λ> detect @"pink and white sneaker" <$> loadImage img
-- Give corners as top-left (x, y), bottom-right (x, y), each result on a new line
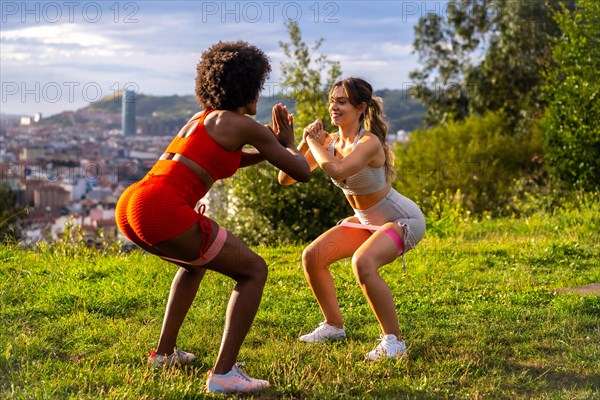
top-left (206, 362), bottom-right (270, 393)
top-left (148, 349), bottom-right (195, 367)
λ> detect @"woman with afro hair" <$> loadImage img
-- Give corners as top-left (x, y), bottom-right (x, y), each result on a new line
top-left (116, 41), bottom-right (310, 393)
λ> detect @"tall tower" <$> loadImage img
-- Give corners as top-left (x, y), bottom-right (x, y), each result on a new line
top-left (121, 89), bottom-right (136, 136)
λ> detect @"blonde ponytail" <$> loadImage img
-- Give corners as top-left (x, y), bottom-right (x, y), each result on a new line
top-left (363, 96), bottom-right (396, 183)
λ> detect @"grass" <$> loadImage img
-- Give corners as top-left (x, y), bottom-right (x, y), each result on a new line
top-left (1, 201), bottom-right (599, 399)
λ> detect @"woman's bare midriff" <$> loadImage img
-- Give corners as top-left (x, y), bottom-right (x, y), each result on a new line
top-left (345, 183), bottom-right (391, 210)
top-left (159, 152), bottom-right (215, 190)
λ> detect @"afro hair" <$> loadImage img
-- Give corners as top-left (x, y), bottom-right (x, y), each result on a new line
top-left (195, 40), bottom-right (271, 111)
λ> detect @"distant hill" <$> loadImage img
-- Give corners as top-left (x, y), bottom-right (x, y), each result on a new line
top-left (85, 92), bottom-right (199, 121)
top-left (375, 89), bottom-right (426, 133)
top-left (45, 90), bottom-right (425, 133)
top-left (255, 90), bottom-right (425, 133)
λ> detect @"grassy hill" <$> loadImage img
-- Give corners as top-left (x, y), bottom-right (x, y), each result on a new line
top-left (85, 93), bottom-right (199, 121)
top-left (376, 89), bottom-right (426, 133)
top-left (1, 200), bottom-right (598, 398)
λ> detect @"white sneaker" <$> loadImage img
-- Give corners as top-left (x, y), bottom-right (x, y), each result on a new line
top-left (206, 362), bottom-right (270, 393)
top-left (366, 334), bottom-right (407, 361)
top-left (148, 349), bottom-right (196, 367)
top-left (299, 322), bottom-right (346, 343)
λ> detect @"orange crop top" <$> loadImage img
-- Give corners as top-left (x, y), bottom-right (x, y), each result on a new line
top-left (164, 110), bottom-right (242, 181)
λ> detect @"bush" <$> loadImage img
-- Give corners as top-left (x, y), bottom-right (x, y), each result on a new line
top-left (0, 182), bottom-right (24, 242)
top-left (424, 189), bottom-right (470, 238)
top-left (395, 111), bottom-right (543, 215)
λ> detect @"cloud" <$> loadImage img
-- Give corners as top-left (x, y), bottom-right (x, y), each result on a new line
top-left (1, 23), bottom-right (131, 62)
top-left (378, 42), bottom-right (414, 58)
top-left (1, 1), bottom-right (428, 116)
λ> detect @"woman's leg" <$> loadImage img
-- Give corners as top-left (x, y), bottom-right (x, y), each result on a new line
top-left (351, 222), bottom-right (405, 339)
top-left (150, 219), bottom-right (267, 374)
top-left (302, 218), bottom-right (370, 328)
top-left (201, 231), bottom-right (268, 374)
top-left (154, 264), bottom-right (207, 356)
top-left (127, 225), bottom-right (212, 358)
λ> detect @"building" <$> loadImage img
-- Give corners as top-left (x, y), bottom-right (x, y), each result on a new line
top-left (33, 185), bottom-right (70, 210)
top-left (121, 89), bottom-right (136, 136)
top-left (19, 146), bottom-right (45, 163)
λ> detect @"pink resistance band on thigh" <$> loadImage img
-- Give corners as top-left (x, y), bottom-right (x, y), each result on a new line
top-left (159, 226), bottom-right (228, 266)
top-left (196, 226), bottom-right (228, 265)
top-left (339, 222), bottom-right (404, 256)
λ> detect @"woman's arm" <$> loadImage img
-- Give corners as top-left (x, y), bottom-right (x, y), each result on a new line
top-left (239, 148), bottom-right (266, 167)
top-left (278, 138), bottom-right (322, 185)
top-left (240, 109), bottom-right (304, 169)
top-left (278, 118), bottom-right (331, 185)
top-left (306, 132), bottom-right (380, 180)
top-left (239, 122), bottom-right (279, 167)
top-left (242, 104), bottom-right (311, 182)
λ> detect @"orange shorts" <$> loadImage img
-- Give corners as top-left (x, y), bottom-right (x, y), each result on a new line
top-left (115, 160), bottom-right (211, 248)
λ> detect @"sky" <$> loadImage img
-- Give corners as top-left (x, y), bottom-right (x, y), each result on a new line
top-left (0, 1), bottom-right (449, 117)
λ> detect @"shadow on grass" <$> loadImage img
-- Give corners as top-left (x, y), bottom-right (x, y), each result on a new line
top-left (496, 360), bottom-right (600, 397)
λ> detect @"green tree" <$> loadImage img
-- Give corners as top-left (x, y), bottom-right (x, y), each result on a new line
top-left (542, 0), bottom-right (600, 191)
top-left (218, 22), bottom-right (348, 245)
top-left (410, 0), bottom-right (575, 129)
top-left (279, 21), bottom-right (341, 134)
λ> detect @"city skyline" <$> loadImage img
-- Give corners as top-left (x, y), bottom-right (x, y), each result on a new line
top-left (0, 1), bottom-right (455, 117)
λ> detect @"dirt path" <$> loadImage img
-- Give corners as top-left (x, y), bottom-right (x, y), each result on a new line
top-left (555, 282), bottom-right (600, 296)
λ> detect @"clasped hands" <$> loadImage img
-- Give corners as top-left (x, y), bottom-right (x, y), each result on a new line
top-left (303, 118), bottom-right (328, 146)
top-left (266, 103), bottom-right (295, 147)
top-left (266, 106), bottom-right (328, 148)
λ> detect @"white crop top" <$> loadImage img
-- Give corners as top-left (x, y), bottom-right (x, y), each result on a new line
top-left (327, 129), bottom-right (387, 196)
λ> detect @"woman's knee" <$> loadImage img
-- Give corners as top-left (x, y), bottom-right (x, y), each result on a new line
top-left (246, 254), bottom-right (268, 285)
top-left (302, 242), bottom-right (326, 272)
top-left (351, 254), bottom-right (378, 284)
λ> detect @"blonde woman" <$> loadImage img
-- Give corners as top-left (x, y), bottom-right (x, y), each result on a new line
top-left (279, 77), bottom-right (425, 360)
